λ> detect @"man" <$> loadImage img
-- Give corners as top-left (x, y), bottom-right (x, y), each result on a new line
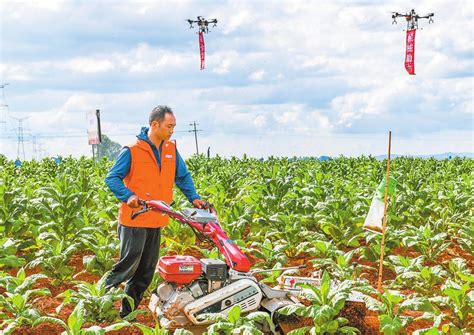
top-left (105, 105), bottom-right (207, 318)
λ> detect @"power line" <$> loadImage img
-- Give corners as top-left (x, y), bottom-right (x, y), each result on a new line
top-left (0, 128), bottom-right (470, 143)
top-left (0, 129), bottom-right (191, 139)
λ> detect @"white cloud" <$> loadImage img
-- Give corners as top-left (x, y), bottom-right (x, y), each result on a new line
top-left (125, 44), bottom-right (193, 72)
top-left (0, 0), bottom-right (472, 159)
top-left (274, 109), bottom-right (299, 124)
top-left (222, 8), bottom-right (252, 35)
top-left (0, 63), bottom-right (34, 81)
top-left (253, 114), bottom-right (266, 128)
top-left (62, 58), bottom-right (115, 74)
top-left (249, 69), bottom-right (265, 81)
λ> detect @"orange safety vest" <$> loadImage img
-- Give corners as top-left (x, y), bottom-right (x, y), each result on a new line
top-left (118, 139), bottom-right (176, 228)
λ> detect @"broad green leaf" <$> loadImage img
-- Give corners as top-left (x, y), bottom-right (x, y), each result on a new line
top-left (227, 304), bottom-right (241, 324)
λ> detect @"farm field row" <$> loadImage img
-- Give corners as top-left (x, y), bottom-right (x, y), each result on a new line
top-left (0, 155), bottom-right (472, 334)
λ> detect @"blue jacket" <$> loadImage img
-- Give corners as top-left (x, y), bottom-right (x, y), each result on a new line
top-left (105, 127), bottom-right (200, 203)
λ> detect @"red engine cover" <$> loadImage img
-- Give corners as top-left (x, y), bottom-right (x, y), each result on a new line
top-left (158, 256), bottom-right (202, 285)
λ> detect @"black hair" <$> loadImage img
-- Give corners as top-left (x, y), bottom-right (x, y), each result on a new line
top-left (149, 106), bottom-right (174, 125)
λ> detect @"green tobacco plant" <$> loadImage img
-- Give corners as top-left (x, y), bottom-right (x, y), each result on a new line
top-left (34, 177), bottom-right (96, 245)
top-left (278, 271), bottom-right (359, 335)
top-left (200, 247), bottom-right (220, 259)
top-left (387, 255), bottom-right (447, 295)
top-left (28, 240), bottom-right (77, 285)
top-left (82, 230), bottom-right (119, 276)
top-left (301, 239), bottom-right (339, 259)
top-left (401, 224), bottom-right (450, 261)
top-left (35, 300), bottom-right (130, 335)
top-left (386, 255), bottom-right (424, 274)
top-left (0, 283), bottom-right (51, 334)
top-left (57, 273), bottom-right (136, 322)
top-left (0, 182), bottom-right (27, 239)
top-left (0, 238), bottom-right (26, 269)
top-left (248, 238), bottom-right (288, 267)
top-left (316, 208), bottom-right (363, 248)
top-left (408, 266), bottom-right (447, 296)
top-left (220, 201), bottom-right (256, 242)
top-left (95, 187), bottom-right (119, 222)
top-left (0, 268), bottom-right (47, 295)
top-left (1, 154), bottom-right (473, 334)
top-left (445, 258), bottom-right (474, 284)
top-left (312, 249), bottom-right (369, 282)
top-left (361, 288), bottom-right (433, 335)
top-left (456, 221), bottom-right (473, 256)
top-left (162, 219), bottom-right (201, 255)
top-left (200, 304), bottom-right (274, 335)
top-left (133, 323), bottom-right (192, 335)
top-left (360, 228), bottom-right (403, 263)
top-left (425, 279), bottom-right (474, 334)
top-left (265, 215), bottom-right (309, 258)
top-left (256, 262), bottom-right (285, 284)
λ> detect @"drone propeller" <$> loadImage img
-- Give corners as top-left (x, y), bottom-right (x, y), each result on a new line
top-left (391, 12), bottom-right (402, 24)
top-left (187, 19), bottom-right (195, 29)
top-left (187, 16), bottom-right (218, 34)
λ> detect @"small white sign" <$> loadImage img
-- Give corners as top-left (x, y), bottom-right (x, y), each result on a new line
top-left (86, 110), bottom-right (100, 145)
top-left (179, 265), bottom-right (194, 273)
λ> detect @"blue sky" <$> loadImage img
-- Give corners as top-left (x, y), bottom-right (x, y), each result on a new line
top-left (0, 0), bottom-right (473, 159)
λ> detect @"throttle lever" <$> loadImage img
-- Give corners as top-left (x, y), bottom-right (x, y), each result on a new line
top-left (131, 200), bottom-right (150, 220)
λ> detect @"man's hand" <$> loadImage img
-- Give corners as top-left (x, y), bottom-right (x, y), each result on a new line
top-left (192, 199), bottom-right (209, 209)
top-left (127, 195), bottom-right (140, 208)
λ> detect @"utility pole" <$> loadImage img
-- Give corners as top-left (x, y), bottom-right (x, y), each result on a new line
top-left (31, 135), bottom-right (42, 160)
top-left (0, 83), bottom-right (9, 129)
top-left (32, 135), bottom-right (37, 160)
top-left (38, 142), bottom-right (47, 159)
top-left (11, 116), bottom-right (28, 160)
top-left (189, 121), bottom-right (201, 155)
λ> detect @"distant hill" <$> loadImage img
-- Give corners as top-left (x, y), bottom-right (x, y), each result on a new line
top-left (374, 152), bottom-right (473, 160)
top-left (287, 153), bottom-right (473, 161)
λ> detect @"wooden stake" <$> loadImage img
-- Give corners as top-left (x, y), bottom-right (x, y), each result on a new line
top-left (377, 131), bottom-right (392, 292)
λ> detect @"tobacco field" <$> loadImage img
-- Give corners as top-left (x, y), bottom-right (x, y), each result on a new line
top-left (0, 154), bottom-right (472, 334)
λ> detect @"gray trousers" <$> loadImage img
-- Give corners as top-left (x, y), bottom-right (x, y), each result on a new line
top-left (105, 224), bottom-right (161, 316)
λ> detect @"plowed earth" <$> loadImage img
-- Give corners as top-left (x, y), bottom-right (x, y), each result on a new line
top-left (7, 238), bottom-right (472, 335)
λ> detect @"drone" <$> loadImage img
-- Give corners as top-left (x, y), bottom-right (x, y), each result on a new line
top-left (392, 9), bottom-right (434, 30)
top-left (187, 16), bottom-right (218, 34)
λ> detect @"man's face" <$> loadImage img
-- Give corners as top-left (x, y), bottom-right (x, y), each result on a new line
top-left (151, 113), bottom-right (176, 141)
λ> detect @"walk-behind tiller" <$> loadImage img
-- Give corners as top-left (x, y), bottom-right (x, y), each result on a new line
top-left (131, 200), bottom-right (356, 333)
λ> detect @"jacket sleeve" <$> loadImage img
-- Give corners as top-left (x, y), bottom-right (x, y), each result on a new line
top-left (105, 147), bottom-right (135, 202)
top-left (175, 150), bottom-right (200, 203)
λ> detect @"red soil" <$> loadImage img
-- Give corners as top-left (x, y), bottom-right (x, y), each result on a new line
top-left (5, 235), bottom-right (473, 335)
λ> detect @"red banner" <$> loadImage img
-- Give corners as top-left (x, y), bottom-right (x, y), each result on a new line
top-left (199, 32), bottom-right (205, 70)
top-left (405, 29), bottom-right (416, 75)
